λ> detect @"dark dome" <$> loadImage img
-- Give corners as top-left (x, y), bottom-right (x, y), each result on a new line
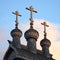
top-left (11, 28), bottom-right (22, 38)
top-left (24, 28), bottom-right (39, 40)
top-left (40, 38), bottom-right (51, 47)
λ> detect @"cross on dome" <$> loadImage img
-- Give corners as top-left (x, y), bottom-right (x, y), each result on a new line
top-left (26, 6), bottom-right (37, 28)
top-left (12, 11), bottom-right (22, 28)
top-left (41, 22), bottom-right (49, 38)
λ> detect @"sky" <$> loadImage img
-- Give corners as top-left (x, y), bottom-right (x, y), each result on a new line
top-left (0, 0), bottom-right (60, 60)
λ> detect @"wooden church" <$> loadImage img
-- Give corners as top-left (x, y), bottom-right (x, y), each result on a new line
top-left (3, 6), bottom-right (55, 60)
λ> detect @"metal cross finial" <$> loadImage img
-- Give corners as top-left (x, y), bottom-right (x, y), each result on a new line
top-left (41, 22), bottom-right (49, 38)
top-left (12, 11), bottom-right (21, 29)
top-left (26, 6), bottom-right (37, 28)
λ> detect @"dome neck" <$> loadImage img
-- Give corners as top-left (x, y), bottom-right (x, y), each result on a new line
top-left (27, 38), bottom-right (37, 54)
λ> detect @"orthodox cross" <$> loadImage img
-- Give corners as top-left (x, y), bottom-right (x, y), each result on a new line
top-left (12, 11), bottom-right (21, 28)
top-left (41, 22), bottom-right (49, 37)
top-left (26, 6), bottom-right (37, 28)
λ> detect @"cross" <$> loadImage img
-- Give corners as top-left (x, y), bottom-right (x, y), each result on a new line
top-left (12, 11), bottom-right (22, 28)
top-left (26, 6), bottom-right (37, 28)
top-left (41, 22), bottom-right (49, 34)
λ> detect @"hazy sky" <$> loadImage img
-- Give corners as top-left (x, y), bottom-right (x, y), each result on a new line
top-left (0, 0), bottom-right (60, 60)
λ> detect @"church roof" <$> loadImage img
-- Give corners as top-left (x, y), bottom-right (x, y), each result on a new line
top-left (4, 45), bottom-right (51, 60)
top-left (4, 6), bottom-right (55, 60)
top-left (4, 44), bottom-right (54, 60)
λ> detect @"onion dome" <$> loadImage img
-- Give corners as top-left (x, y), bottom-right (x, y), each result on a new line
top-left (25, 6), bottom-right (39, 40)
top-left (40, 21), bottom-right (51, 47)
top-left (24, 28), bottom-right (39, 40)
top-left (11, 28), bottom-right (22, 38)
top-left (40, 37), bottom-right (51, 47)
top-left (11, 11), bottom-right (22, 38)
